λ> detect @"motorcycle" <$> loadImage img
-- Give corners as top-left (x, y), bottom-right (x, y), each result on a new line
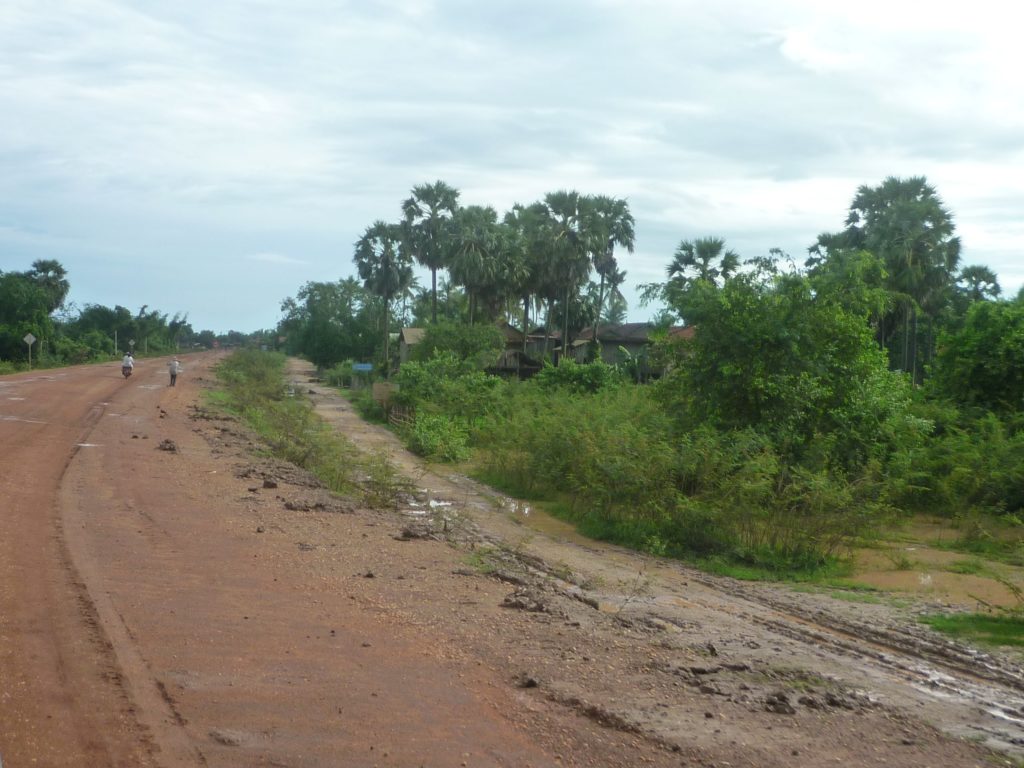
top-left (122, 365), bottom-right (133, 379)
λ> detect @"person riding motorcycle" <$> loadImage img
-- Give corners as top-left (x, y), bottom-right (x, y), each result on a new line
top-left (121, 352), bottom-right (134, 378)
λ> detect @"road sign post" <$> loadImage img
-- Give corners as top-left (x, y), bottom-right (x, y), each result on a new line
top-left (23, 333), bottom-right (36, 369)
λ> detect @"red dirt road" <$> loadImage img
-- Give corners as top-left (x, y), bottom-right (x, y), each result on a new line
top-left (1, 353), bottom-right (1016, 767)
top-left (1, 355), bottom-right (678, 767)
top-left (0, 363), bottom-right (158, 767)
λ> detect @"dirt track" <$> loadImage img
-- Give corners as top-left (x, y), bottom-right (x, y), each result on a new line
top-left (0, 352), bottom-right (1021, 767)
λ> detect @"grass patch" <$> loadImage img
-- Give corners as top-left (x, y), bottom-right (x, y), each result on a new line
top-left (882, 548), bottom-right (915, 571)
top-left (919, 612), bottom-right (1024, 648)
top-left (945, 557), bottom-right (988, 576)
top-left (211, 349), bottom-right (405, 509)
top-left (924, 513), bottom-right (1024, 567)
top-left (695, 555), bottom-right (851, 583)
top-left (462, 547), bottom-right (500, 575)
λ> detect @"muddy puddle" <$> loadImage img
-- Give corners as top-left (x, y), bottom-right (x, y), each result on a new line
top-left (509, 500), bottom-right (1024, 610)
top-left (500, 496), bottom-right (597, 547)
top-left (851, 517), bottom-right (1024, 608)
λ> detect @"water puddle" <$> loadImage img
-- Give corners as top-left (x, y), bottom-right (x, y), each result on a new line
top-left (501, 496), bottom-right (597, 546)
top-left (850, 516), bottom-right (1024, 608)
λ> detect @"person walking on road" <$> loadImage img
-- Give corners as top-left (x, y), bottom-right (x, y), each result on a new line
top-left (168, 357), bottom-right (182, 387)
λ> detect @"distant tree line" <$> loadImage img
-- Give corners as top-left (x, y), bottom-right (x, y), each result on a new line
top-left (280, 181), bottom-right (634, 371)
top-left (0, 259), bottom-right (261, 369)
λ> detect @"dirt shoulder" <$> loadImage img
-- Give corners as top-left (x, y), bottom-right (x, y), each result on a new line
top-left (2, 353), bottom-right (1019, 767)
top-left (292, 359), bottom-right (1023, 767)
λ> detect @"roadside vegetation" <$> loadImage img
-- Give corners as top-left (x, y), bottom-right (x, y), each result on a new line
top-left (918, 613), bottom-right (1024, 649)
top-left (277, 176), bottom-right (1023, 594)
top-left (212, 349), bottom-right (407, 509)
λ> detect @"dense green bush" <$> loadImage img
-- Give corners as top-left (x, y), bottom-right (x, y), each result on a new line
top-left (393, 352), bottom-right (504, 419)
top-left (408, 413), bottom-right (470, 462)
top-left (930, 300), bottom-right (1024, 414)
top-left (899, 411), bottom-right (1024, 516)
top-left (533, 359), bottom-right (624, 394)
top-left (411, 321), bottom-right (504, 369)
top-left (658, 268), bottom-right (924, 472)
top-left (478, 383), bottom-right (677, 514)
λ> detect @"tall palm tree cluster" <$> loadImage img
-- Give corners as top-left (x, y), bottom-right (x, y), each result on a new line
top-left (352, 181), bottom-right (636, 363)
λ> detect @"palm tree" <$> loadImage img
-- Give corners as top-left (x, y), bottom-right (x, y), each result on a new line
top-left (26, 259), bottom-right (70, 314)
top-left (581, 195), bottom-right (635, 349)
top-left (398, 274), bottom-right (421, 327)
top-left (353, 221), bottom-right (412, 372)
top-left (402, 181), bottom-right (460, 324)
top-left (956, 264), bottom-right (1001, 303)
top-left (600, 264), bottom-right (629, 325)
top-left (813, 176), bottom-right (961, 379)
top-left (504, 203), bottom-right (551, 354)
top-left (654, 237), bottom-right (739, 322)
top-left (542, 190), bottom-right (592, 363)
top-left (448, 205), bottom-right (501, 324)
top-left (667, 237), bottom-right (739, 285)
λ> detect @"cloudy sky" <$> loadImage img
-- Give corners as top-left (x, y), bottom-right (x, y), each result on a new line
top-left (2, 0), bottom-right (1021, 333)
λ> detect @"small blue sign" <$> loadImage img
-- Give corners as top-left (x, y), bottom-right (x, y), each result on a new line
top-left (352, 363), bottom-right (373, 372)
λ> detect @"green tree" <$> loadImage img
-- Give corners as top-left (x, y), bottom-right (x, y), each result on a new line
top-left (504, 202), bottom-right (555, 356)
top-left (581, 195), bottom-right (635, 349)
top-left (354, 221), bottom-right (412, 371)
top-left (659, 258), bottom-right (916, 469)
top-left (956, 264), bottom-right (1001, 303)
top-left (812, 176), bottom-right (961, 380)
top-left (279, 278), bottom-right (381, 368)
top-left (669, 237), bottom-right (740, 285)
top-left (541, 190), bottom-right (593, 363)
top-left (25, 259), bottom-right (70, 314)
top-left (402, 180), bottom-right (460, 324)
top-left (0, 271), bottom-right (53, 361)
top-left (640, 237), bottom-right (740, 322)
top-left (448, 205), bottom-right (499, 323)
top-left (930, 300), bottom-right (1024, 413)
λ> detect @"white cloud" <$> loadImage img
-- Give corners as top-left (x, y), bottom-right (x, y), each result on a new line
top-left (0, 0), bottom-right (1021, 329)
top-left (246, 252), bottom-right (308, 266)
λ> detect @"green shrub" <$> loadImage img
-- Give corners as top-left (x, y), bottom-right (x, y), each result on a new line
top-left (898, 410), bottom-right (1024, 516)
top-left (323, 361), bottom-right (355, 387)
top-left (533, 359), bottom-right (624, 394)
top-left (393, 352), bottom-right (504, 419)
top-left (408, 414), bottom-right (470, 462)
top-left (411, 322), bottom-right (504, 369)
